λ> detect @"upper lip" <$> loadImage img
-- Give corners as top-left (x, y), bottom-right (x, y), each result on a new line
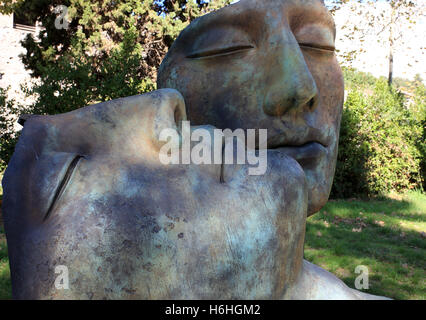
top-left (266, 129), bottom-right (330, 149)
top-left (268, 140), bottom-right (327, 149)
top-left (264, 120), bottom-right (331, 148)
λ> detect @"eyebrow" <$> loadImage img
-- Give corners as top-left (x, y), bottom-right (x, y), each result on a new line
top-left (290, 5), bottom-right (337, 40)
top-left (307, 15), bottom-right (336, 41)
top-left (178, 6), bottom-right (265, 46)
top-left (177, 1), bottom-right (336, 48)
top-left (187, 6), bottom-right (253, 31)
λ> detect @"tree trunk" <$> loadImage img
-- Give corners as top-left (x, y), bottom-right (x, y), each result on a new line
top-left (388, 3), bottom-right (395, 86)
top-left (388, 44), bottom-right (393, 86)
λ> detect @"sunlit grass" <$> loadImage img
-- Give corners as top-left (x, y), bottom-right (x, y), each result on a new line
top-left (305, 191), bottom-right (426, 300)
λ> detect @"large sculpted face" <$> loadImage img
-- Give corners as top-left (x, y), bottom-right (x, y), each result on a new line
top-left (3, 90), bottom-right (307, 299)
top-left (2, 0), bottom-right (344, 299)
top-left (158, 0), bottom-right (344, 215)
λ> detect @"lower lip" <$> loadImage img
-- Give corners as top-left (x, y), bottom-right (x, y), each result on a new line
top-left (275, 142), bottom-right (327, 167)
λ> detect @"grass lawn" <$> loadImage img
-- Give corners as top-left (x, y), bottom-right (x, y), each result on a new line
top-left (0, 187), bottom-right (425, 299)
top-left (305, 191), bottom-right (426, 300)
top-left (0, 176), bottom-right (11, 299)
top-left (0, 225), bottom-right (10, 300)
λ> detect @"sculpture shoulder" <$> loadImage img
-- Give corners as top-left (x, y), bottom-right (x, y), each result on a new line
top-left (283, 260), bottom-right (391, 300)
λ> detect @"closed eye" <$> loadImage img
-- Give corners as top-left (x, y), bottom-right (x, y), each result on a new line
top-left (43, 155), bottom-right (84, 222)
top-left (187, 45), bottom-right (254, 59)
top-left (299, 43), bottom-right (335, 52)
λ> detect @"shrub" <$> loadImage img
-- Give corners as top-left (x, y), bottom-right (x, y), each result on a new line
top-left (23, 27), bottom-right (156, 116)
top-left (0, 88), bottom-right (20, 171)
top-left (412, 82), bottom-right (426, 190)
top-left (331, 79), bottom-right (424, 198)
top-left (342, 67), bottom-right (378, 90)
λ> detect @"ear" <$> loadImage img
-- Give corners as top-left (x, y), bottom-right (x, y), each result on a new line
top-left (150, 88), bottom-right (187, 150)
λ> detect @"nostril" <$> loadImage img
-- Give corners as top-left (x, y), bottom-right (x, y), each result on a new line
top-left (308, 97), bottom-right (315, 109)
top-left (306, 91), bottom-right (320, 110)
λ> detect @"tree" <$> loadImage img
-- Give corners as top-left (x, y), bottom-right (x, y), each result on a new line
top-left (327, 0), bottom-right (425, 86)
top-left (0, 0), bottom-right (231, 167)
top-left (1, 1), bottom-right (230, 81)
top-left (0, 87), bottom-right (19, 170)
top-left (0, 0), bottom-right (232, 108)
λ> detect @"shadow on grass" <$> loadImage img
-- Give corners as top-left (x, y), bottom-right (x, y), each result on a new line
top-left (0, 226), bottom-right (12, 300)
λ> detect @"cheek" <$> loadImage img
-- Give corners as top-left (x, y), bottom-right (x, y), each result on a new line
top-left (175, 59), bottom-right (265, 128)
top-left (304, 53), bottom-right (344, 131)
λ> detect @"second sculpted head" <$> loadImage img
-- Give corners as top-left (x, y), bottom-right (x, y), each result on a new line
top-left (158, 0), bottom-right (344, 215)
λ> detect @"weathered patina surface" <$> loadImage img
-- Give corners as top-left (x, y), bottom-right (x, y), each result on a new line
top-left (3, 89), bottom-right (309, 299)
top-left (158, 0), bottom-right (344, 216)
top-left (2, 0), bottom-right (389, 299)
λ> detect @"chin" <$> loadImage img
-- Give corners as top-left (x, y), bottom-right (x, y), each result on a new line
top-left (307, 187), bottom-right (330, 216)
top-left (305, 164), bottom-right (335, 216)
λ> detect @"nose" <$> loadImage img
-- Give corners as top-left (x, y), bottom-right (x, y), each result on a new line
top-left (263, 36), bottom-right (319, 117)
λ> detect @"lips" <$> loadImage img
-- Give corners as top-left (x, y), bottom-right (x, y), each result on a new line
top-left (274, 141), bottom-right (327, 167)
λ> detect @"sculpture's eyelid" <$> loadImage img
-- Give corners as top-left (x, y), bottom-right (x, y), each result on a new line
top-left (295, 23), bottom-right (336, 53)
top-left (43, 154), bottom-right (85, 222)
top-left (298, 43), bottom-right (336, 52)
top-left (186, 44), bottom-right (255, 59)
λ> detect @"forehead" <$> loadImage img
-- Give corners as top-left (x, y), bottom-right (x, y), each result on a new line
top-left (181, 0), bottom-right (334, 36)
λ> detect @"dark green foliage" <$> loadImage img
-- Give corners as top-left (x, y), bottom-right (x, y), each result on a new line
top-left (0, 88), bottom-right (19, 171)
top-left (411, 80), bottom-right (426, 191)
top-left (24, 27), bottom-right (156, 116)
top-left (0, 0), bottom-right (232, 168)
top-left (1, 0), bottom-right (233, 114)
top-left (331, 69), bottom-right (424, 198)
top-left (5, 0), bottom-right (232, 79)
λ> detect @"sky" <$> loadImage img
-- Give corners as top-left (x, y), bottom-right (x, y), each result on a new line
top-left (330, 0), bottom-right (425, 81)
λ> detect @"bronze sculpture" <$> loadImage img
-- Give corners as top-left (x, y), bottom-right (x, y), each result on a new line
top-left (2, 0), bottom-right (388, 299)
